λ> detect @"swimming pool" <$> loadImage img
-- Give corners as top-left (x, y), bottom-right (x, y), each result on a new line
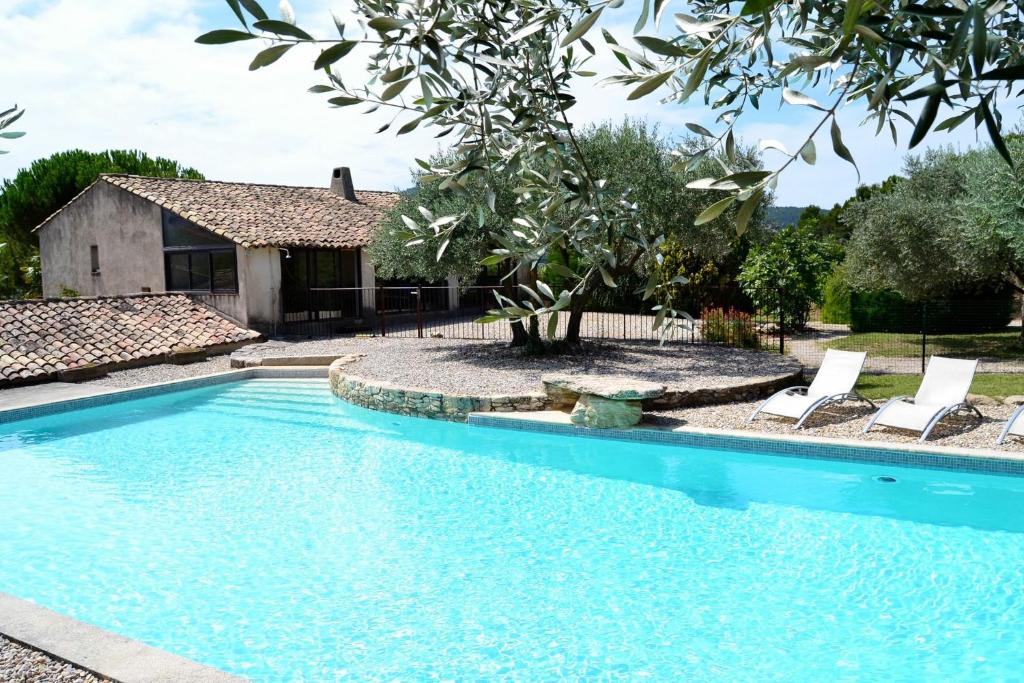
top-left (1, 378), bottom-right (1022, 680)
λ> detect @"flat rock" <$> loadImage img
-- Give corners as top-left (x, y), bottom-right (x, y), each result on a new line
top-left (968, 393), bottom-right (1000, 407)
top-left (542, 373), bottom-right (667, 400)
top-left (1004, 395), bottom-right (1024, 406)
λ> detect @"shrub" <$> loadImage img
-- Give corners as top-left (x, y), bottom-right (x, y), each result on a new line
top-left (820, 268), bottom-right (851, 324)
top-left (701, 306), bottom-right (759, 348)
top-left (849, 288), bottom-right (1016, 333)
top-left (738, 226), bottom-right (841, 331)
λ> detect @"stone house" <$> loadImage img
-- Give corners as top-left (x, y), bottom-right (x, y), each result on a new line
top-left (34, 168), bottom-right (415, 333)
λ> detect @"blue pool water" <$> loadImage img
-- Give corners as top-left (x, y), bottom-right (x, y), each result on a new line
top-left (1, 378), bottom-right (1023, 681)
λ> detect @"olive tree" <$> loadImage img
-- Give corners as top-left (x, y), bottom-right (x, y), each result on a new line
top-left (198, 0), bottom-right (1024, 334)
top-left (842, 149), bottom-right (1007, 301)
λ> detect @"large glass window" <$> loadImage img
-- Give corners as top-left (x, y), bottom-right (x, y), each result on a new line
top-left (162, 210), bottom-right (238, 293)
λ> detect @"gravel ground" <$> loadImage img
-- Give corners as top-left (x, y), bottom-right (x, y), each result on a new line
top-left (246, 337), bottom-right (801, 395)
top-left (649, 398), bottom-right (1024, 453)
top-left (0, 636), bottom-right (108, 683)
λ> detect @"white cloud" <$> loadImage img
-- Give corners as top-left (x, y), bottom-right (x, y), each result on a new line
top-left (0, 0), bottom-right (442, 192)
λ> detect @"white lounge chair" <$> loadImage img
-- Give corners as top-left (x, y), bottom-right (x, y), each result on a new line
top-left (748, 349), bottom-right (874, 429)
top-left (864, 356), bottom-right (981, 442)
top-left (997, 404), bottom-right (1024, 445)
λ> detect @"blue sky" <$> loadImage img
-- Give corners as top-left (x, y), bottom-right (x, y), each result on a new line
top-left (1, 0), bottom-right (1017, 207)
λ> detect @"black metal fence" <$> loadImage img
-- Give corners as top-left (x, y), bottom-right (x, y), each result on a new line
top-left (268, 285), bottom-right (1024, 374)
top-left (794, 296), bottom-right (1024, 374)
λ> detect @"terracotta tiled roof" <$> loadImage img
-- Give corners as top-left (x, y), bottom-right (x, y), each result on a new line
top-left (37, 175), bottom-right (401, 250)
top-left (0, 294), bottom-right (260, 386)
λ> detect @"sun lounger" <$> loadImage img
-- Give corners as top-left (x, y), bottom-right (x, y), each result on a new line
top-left (864, 356), bottom-right (981, 442)
top-left (997, 404), bottom-right (1024, 445)
top-left (749, 349), bottom-right (874, 429)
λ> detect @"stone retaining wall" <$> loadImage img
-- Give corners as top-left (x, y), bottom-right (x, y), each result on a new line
top-left (329, 358), bottom-right (804, 422)
top-left (329, 360), bottom-right (561, 421)
top-left (648, 369), bottom-right (804, 410)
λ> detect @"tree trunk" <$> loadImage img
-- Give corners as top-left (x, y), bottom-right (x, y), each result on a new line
top-left (1010, 270), bottom-right (1024, 341)
top-left (510, 320), bottom-right (529, 347)
top-left (564, 289), bottom-right (593, 345)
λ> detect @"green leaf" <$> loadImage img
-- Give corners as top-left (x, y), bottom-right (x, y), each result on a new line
top-left (225, 0), bottom-right (247, 26)
top-left (0, 131), bottom-right (25, 139)
top-left (972, 4), bottom-right (987, 74)
top-left (313, 40), bottom-right (358, 70)
top-left (830, 119), bottom-right (860, 180)
top-left (694, 196), bottom-right (735, 225)
top-left (599, 266), bottom-right (617, 288)
top-left (328, 96), bottom-right (362, 106)
top-left (238, 0), bottom-right (268, 21)
top-left (909, 93), bottom-right (941, 148)
top-left (653, 0), bottom-right (672, 27)
top-left (977, 64), bottom-right (1024, 81)
top-left (634, 36), bottom-right (684, 56)
top-left (934, 107), bottom-right (975, 132)
top-left (195, 29), bottom-right (257, 44)
top-left (308, 84), bottom-right (334, 94)
top-left (480, 254), bottom-right (507, 267)
top-left (627, 70), bottom-right (674, 100)
top-left (397, 117), bottom-right (422, 135)
top-left (634, 0), bottom-right (651, 33)
top-left (560, 7), bottom-right (603, 47)
top-left (381, 78), bottom-right (412, 100)
top-left (252, 19), bottom-right (313, 40)
top-left (799, 139), bottom-right (816, 164)
top-left (249, 44), bottom-right (293, 70)
top-left (734, 190), bottom-right (763, 236)
top-left (782, 87), bottom-right (821, 109)
top-left (381, 65), bottom-right (415, 83)
top-left (980, 95), bottom-right (1013, 166)
top-left (681, 52), bottom-right (709, 100)
top-left (685, 122), bottom-right (713, 137)
top-left (368, 16), bottom-right (412, 32)
top-left (547, 310), bottom-right (559, 341)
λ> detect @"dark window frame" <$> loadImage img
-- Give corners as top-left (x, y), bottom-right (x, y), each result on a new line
top-left (161, 209), bottom-right (239, 294)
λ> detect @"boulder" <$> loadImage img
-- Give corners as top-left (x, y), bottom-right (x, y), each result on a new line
top-left (967, 393), bottom-right (1000, 407)
top-left (1004, 395), bottom-right (1024, 406)
top-left (570, 394), bottom-right (643, 429)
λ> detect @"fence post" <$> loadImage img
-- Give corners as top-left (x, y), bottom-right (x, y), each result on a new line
top-left (921, 301), bottom-right (927, 374)
top-left (778, 289), bottom-right (785, 355)
top-left (378, 287), bottom-right (387, 337)
top-left (416, 286), bottom-right (424, 338)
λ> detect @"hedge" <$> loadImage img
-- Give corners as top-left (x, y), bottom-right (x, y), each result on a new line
top-left (848, 289), bottom-right (1016, 333)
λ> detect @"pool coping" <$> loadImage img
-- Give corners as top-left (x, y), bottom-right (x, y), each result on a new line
top-left (467, 411), bottom-right (1024, 476)
top-left (0, 593), bottom-right (244, 682)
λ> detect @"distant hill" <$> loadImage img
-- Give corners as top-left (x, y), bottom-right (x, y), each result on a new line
top-left (766, 205), bottom-right (806, 227)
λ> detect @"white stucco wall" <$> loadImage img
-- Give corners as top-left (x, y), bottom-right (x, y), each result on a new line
top-left (244, 247), bottom-right (282, 326)
top-left (37, 181), bottom-right (271, 329)
top-left (39, 182), bottom-right (165, 298)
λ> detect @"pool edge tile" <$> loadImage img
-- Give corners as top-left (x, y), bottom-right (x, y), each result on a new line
top-left (467, 412), bottom-right (1024, 477)
top-left (0, 592), bottom-right (244, 683)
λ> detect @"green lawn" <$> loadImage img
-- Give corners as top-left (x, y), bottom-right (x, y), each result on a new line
top-left (823, 329), bottom-right (1024, 360)
top-left (856, 373), bottom-right (1024, 400)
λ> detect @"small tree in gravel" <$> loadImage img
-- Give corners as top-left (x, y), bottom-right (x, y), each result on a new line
top-left (738, 227), bottom-right (841, 331)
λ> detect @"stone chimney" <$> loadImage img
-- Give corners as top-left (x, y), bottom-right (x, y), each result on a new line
top-left (330, 167), bottom-right (357, 201)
